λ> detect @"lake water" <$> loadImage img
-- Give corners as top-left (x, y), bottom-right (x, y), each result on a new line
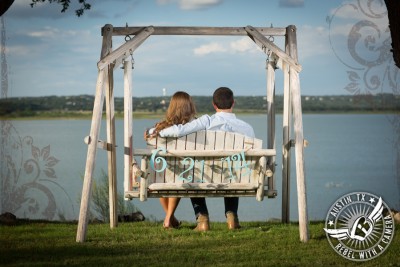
top-left (1, 114), bottom-right (399, 223)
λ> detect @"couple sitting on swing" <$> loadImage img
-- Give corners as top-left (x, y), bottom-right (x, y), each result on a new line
top-left (144, 87), bottom-right (255, 231)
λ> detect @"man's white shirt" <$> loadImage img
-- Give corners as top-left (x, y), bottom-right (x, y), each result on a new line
top-left (158, 112), bottom-right (255, 138)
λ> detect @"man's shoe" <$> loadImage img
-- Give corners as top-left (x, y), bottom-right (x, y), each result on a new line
top-left (194, 214), bottom-right (210, 231)
top-left (226, 212), bottom-right (241, 230)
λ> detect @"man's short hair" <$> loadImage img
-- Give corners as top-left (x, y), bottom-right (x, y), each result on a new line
top-left (213, 87), bottom-right (234, 109)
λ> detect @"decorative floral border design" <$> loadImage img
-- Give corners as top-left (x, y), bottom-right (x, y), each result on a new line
top-left (1, 17), bottom-right (73, 220)
top-left (327, 0), bottom-right (399, 207)
top-left (327, 0), bottom-right (398, 97)
top-left (0, 120), bottom-right (74, 220)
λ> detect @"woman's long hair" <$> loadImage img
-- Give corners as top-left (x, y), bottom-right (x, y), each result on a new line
top-left (153, 91), bottom-right (196, 135)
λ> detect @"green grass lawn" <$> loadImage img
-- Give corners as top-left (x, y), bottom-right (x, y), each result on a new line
top-left (0, 220), bottom-right (399, 267)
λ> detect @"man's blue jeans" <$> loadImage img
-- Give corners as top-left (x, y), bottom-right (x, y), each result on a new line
top-left (191, 197), bottom-right (239, 218)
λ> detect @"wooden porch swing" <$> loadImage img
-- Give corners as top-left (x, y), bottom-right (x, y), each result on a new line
top-left (76, 25), bottom-right (308, 243)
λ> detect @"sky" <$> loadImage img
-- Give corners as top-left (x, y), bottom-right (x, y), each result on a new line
top-left (1, 0), bottom-right (397, 98)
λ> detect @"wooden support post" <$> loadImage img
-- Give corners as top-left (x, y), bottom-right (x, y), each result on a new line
top-left (281, 60), bottom-right (291, 223)
top-left (287, 25), bottom-right (309, 242)
top-left (123, 60), bottom-right (133, 198)
top-left (77, 24), bottom-right (114, 242)
top-left (290, 68), bottom-right (309, 242)
top-left (76, 69), bottom-right (106, 242)
top-left (282, 25), bottom-right (296, 224)
top-left (102, 25), bottom-right (118, 230)
top-left (140, 157), bottom-right (148, 201)
top-left (106, 66), bottom-right (118, 228)
top-left (105, 77), bottom-right (118, 226)
top-left (266, 59), bottom-right (276, 196)
top-left (256, 156), bottom-right (267, 201)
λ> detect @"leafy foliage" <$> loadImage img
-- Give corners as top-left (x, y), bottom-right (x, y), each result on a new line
top-left (90, 170), bottom-right (138, 222)
top-left (30, 0), bottom-right (91, 17)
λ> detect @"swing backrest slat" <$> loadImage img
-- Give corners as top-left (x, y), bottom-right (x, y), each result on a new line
top-left (129, 130), bottom-right (276, 200)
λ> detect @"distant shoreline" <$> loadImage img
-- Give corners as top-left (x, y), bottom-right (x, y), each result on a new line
top-left (1, 110), bottom-right (398, 121)
top-left (1, 94), bottom-right (399, 119)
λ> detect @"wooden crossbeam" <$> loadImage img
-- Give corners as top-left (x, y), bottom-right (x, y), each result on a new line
top-left (133, 148), bottom-right (276, 157)
top-left (148, 183), bottom-right (258, 190)
top-left (97, 26), bottom-right (154, 70)
top-left (107, 26), bottom-right (287, 36)
top-left (245, 25), bottom-right (302, 72)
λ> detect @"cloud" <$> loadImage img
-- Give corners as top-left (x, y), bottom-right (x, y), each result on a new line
top-left (15, 26), bottom-right (83, 44)
top-left (27, 27), bottom-right (61, 38)
top-left (230, 37), bottom-right (257, 53)
top-left (194, 42), bottom-right (226, 55)
top-left (179, 0), bottom-right (222, 10)
top-left (193, 37), bottom-right (260, 56)
top-left (279, 0), bottom-right (304, 8)
top-left (297, 25), bottom-right (331, 60)
top-left (327, 1), bottom-right (389, 38)
top-left (3, 45), bottom-right (31, 57)
top-left (8, 25), bottom-right (97, 66)
top-left (6, 25), bottom-right (100, 97)
top-left (157, 0), bottom-right (222, 10)
top-left (328, 0), bottom-right (387, 21)
top-left (111, 0), bottom-right (141, 19)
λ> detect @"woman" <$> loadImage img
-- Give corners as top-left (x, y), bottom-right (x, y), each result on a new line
top-left (145, 91), bottom-right (197, 229)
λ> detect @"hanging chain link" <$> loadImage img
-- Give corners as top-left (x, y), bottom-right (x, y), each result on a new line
top-left (125, 34), bottom-right (132, 42)
top-left (268, 23), bottom-right (274, 43)
top-left (265, 23), bottom-right (274, 67)
top-left (266, 49), bottom-right (272, 67)
top-left (130, 49), bottom-right (134, 69)
top-left (121, 34), bottom-right (135, 69)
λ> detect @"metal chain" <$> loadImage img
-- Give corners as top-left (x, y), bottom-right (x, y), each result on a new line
top-left (268, 23), bottom-right (274, 43)
top-left (266, 49), bottom-right (272, 66)
top-left (268, 35), bottom-right (274, 43)
top-left (264, 23), bottom-right (274, 66)
top-left (125, 35), bottom-right (132, 42)
top-left (121, 23), bottom-right (134, 69)
top-left (121, 36), bottom-right (135, 69)
top-left (129, 49), bottom-right (134, 69)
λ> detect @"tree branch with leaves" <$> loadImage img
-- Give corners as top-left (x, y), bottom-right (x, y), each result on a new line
top-left (30, 0), bottom-right (91, 17)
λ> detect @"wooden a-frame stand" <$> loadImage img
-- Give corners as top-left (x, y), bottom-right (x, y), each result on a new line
top-left (76, 25), bottom-right (308, 243)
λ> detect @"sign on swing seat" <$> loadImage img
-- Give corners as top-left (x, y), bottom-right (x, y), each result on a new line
top-left (126, 130), bottom-right (277, 201)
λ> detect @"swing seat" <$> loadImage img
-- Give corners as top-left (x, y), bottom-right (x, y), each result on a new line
top-left (125, 130), bottom-right (277, 201)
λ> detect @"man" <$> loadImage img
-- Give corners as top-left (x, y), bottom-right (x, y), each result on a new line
top-left (159, 87), bottom-right (255, 231)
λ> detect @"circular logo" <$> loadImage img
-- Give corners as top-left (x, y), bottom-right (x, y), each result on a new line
top-left (324, 192), bottom-right (395, 261)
